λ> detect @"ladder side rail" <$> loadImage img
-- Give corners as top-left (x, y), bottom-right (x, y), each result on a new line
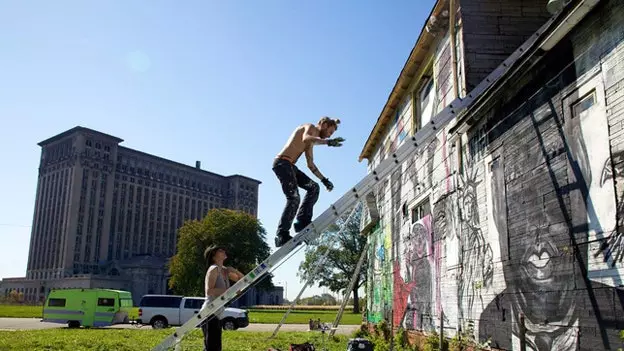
top-left (270, 203), bottom-right (362, 339)
top-left (329, 245), bottom-right (368, 337)
top-left (152, 114), bottom-right (447, 350)
top-left (154, 87), bottom-right (471, 351)
top-left (154, 23), bottom-right (555, 348)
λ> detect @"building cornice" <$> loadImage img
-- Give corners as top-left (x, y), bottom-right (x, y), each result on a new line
top-left (38, 126), bottom-right (124, 147)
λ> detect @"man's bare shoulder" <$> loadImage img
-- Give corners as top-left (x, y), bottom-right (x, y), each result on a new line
top-left (300, 123), bottom-right (319, 134)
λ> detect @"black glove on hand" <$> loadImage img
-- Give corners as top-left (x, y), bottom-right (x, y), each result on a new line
top-left (327, 137), bottom-right (345, 147)
top-left (322, 178), bottom-right (334, 191)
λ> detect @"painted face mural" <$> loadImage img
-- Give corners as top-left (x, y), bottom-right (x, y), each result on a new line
top-left (479, 92), bottom-right (624, 351)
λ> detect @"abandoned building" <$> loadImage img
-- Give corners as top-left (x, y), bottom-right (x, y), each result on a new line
top-left (359, 0), bottom-right (624, 349)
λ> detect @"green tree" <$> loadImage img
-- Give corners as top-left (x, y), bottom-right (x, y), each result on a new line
top-left (297, 204), bottom-right (367, 313)
top-left (168, 208), bottom-right (272, 296)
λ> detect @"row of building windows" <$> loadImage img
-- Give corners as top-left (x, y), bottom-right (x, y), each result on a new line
top-left (114, 154), bottom-right (230, 196)
top-left (106, 180), bottom-right (229, 260)
top-left (73, 169), bottom-right (108, 264)
top-left (42, 139), bottom-right (75, 166)
top-left (113, 173), bottom-right (228, 203)
top-left (85, 138), bottom-right (113, 162)
top-left (86, 138), bottom-right (112, 153)
top-left (29, 169), bottom-right (71, 271)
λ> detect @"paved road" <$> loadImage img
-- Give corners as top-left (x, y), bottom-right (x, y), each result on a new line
top-left (0, 318), bottom-right (358, 335)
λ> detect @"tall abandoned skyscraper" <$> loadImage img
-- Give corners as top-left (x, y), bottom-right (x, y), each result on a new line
top-left (1, 126), bottom-right (262, 303)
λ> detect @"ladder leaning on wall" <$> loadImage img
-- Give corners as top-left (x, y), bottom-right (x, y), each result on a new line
top-left (151, 93), bottom-right (459, 351)
top-left (149, 17), bottom-right (550, 349)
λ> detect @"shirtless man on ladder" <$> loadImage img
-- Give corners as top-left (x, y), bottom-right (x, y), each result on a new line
top-left (273, 116), bottom-right (345, 247)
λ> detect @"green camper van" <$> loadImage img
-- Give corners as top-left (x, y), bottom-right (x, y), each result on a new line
top-left (42, 288), bottom-right (133, 328)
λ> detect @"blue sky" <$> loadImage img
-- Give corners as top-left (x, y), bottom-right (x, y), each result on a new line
top-left (0, 0), bottom-right (435, 301)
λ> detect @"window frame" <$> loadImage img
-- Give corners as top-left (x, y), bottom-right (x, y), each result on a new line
top-left (410, 62), bottom-right (435, 135)
top-left (409, 191), bottom-right (432, 224)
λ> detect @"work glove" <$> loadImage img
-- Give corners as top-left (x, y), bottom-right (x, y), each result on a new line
top-left (322, 178), bottom-right (334, 191)
top-left (327, 137), bottom-right (345, 147)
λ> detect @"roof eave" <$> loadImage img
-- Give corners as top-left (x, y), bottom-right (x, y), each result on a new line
top-left (358, 0), bottom-right (449, 163)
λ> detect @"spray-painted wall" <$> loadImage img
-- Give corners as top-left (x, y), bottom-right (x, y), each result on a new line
top-left (365, 222), bottom-right (393, 323)
top-left (364, 25), bottom-right (458, 328)
top-left (364, 1), bottom-right (624, 350)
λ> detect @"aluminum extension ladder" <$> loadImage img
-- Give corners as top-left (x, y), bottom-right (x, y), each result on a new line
top-left (151, 101), bottom-right (457, 351)
top-left (150, 21), bottom-right (542, 347)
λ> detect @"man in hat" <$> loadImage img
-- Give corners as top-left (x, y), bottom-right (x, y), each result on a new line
top-left (272, 116), bottom-right (345, 247)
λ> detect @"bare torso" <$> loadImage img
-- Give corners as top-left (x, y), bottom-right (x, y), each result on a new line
top-left (277, 123), bottom-right (318, 164)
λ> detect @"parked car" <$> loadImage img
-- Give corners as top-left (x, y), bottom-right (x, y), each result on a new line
top-left (137, 294), bottom-right (249, 330)
top-left (42, 288), bottom-right (133, 328)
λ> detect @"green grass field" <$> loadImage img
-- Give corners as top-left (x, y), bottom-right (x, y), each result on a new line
top-left (247, 308), bottom-right (361, 325)
top-left (0, 305), bottom-right (142, 321)
top-left (0, 329), bottom-right (353, 351)
top-left (0, 304), bottom-right (42, 318)
top-left (0, 304), bottom-right (362, 325)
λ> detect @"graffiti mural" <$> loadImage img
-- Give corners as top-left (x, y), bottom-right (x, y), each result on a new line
top-left (391, 133), bottom-right (450, 331)
top-left (366, 223), bottom-right (393, 323)
top-left (427, 136), bottom-right (439, 192)
top-left (363, 3), bottom-right (624, 350)
top-left (394, 215), bottom-right (436, 330)
top-left (458, 158), bottom-right (493, 323)
top-left (594, 149), bottom-right (624, 267)
top-left (478, 86), bottom-right (624, 350)
top-left (404, 134), bottom-right (451, 202)
top-left (391, 168), bottom-right (403, 261)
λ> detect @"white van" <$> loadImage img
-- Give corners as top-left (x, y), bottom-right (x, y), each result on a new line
top-left (137, 294), bottom-right (249, 330)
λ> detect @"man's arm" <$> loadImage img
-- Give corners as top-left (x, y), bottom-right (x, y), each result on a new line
top-left (226, 267), bottom-right (244, 282)
top-left (305, 146), bottom-right (334, 191)
top-left (305, 146), bottom-right (325, 180)
top-left (301, 125), bottom-right (328, 145)
top-left (302, 124), bottom-right (345, 147)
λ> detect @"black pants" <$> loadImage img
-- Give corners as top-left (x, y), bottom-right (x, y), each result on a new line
top-left (201, 316), bottom-right (222, 351)
top-left (273, 158), bottom-right (320, 236)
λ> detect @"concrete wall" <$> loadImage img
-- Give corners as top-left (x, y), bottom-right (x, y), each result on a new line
top-left (364, 1), bottom-right (624, 349)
